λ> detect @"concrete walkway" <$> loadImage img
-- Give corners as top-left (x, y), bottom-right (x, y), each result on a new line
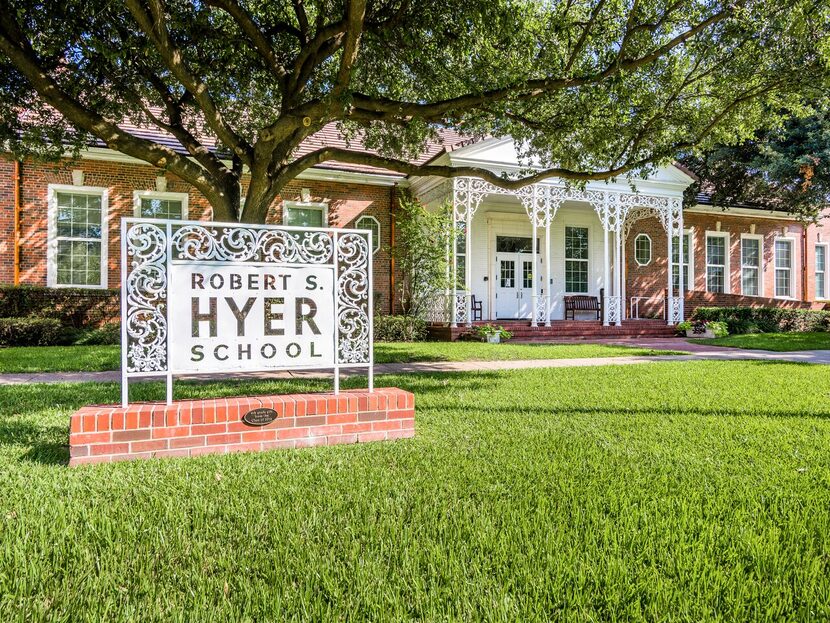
top-left (1, 340), bottom-right (828, 386)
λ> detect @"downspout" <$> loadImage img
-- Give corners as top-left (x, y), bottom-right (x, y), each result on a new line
top-left (390, 188), bottom-right (397, 314)
top-left (13, 160), bottom-right (22, 285)
top-left (802, 226), bottom-right (808, 301)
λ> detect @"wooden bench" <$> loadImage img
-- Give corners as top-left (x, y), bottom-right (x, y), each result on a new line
top-left (564, 288), bottom-right (604, 320)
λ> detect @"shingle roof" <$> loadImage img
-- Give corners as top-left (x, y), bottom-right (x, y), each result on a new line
top-left (88, 119), bottom-right (474, 177)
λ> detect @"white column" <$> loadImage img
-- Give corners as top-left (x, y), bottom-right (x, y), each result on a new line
top-left (678, 207), bottom-right (685, 321)
top-left (531, 221), bottom-right (538, 327)
top-left (602, 202), bottom-right (610, 326)
top-left (465, 210), bottom-right (473, 327)
top-left (666, 215), bottom-right (674, 325)
top-left (444, 207), bottom-right (451, 324)
top-left (451, 199), bottom-right (458, 328)
top-left (614, 226), bottom-right (622, 326)
top-left (621, 234), bottom-right (627, 320)
top-left (544, 222), bottom-right (552, 327)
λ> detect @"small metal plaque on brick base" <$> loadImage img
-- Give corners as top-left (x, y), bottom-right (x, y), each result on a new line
top-left (242, 408), bottom-right (279, 427)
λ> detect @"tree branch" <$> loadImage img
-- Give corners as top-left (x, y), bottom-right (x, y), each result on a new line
top-left (348, 4), bottom-right (735, 122)
top-left (124, 0), bottom-right (254, 165)
top-left (332, 0), bottom-right (367, 103)
top-left (205, 0), bottom-right (288, 79)
top-left (0, 12), bottom-right (237, 219)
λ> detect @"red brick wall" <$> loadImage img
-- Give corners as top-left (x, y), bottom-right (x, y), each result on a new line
top-left (69, 387), bottom-right (416, 466)
top-left (3, 155), bottom-right (397, 313)
top-left (625, 210), bottom-right (827, 316)
top-left (805, 208), bottom-right (830, 302)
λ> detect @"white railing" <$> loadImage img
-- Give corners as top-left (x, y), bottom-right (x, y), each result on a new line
top-left (605, 295), bottom-right (622, 325)
top-left (424, 293), bottom-right (450, 324)
top-left (534, 295), bottom-right (550, 325)
top-left (453, 292), bottom-right (470, 325)
top-left (667, 296), bottom-right (683, 324)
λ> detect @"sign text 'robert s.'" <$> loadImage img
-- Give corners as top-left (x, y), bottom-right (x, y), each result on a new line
top-left (168, 263), bottom-right (335, 373)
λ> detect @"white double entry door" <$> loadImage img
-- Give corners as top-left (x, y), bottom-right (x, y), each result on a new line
top-left (494, 236), bottom-right (542, 319)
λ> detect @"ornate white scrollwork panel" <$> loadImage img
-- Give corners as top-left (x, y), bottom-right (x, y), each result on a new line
top-left (668, 296), bottom-right (683, 324)
top-left (453, 292), bottom-right (469, 325)
top-left (424, 293), bottom-right (450, 324)
top-left (336, 233), bottom-right (371, 364)
top-left (125, 223), bottom-right (168, 373)
top-left (171, 225), bottom-right (333, 264)
top-left (605, 295), bottom-right (622, 325)
top-left (535, 295), bottom-right (550, 324)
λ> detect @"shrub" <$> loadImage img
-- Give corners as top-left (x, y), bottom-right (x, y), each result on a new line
top-left (0, 317), bottom-right (65, 346)
top-left (692, 306), bottom-right (830, 334)
top-left (374, 315), bottom-right (428, 342)
top-left (0, 286), bottom-right (119, 329)
top-left (74, 322), bottom-right (121, 345)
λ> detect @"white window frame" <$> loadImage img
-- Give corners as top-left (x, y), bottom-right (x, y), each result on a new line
top-left (633, 233), bottom-right (652, 266)
top-left (740, 234), bottom-right (764, 297)
top-left (774, 237), bottom-right (796, 299)
top-left (47, 184), bottom-right (109, 289)
top-left (816, 243), bottom-right (829, 300)
top-left (355, 215), bottom-right (381, 254)
top-left (564, 224), bottom-right (590, 294)
top-left (672, 229), bottom-right (694, 293)
top-left (705, 231), bottom-right (730, 294)
top-left (282, 201), bottom-right (328, 227)
top-left (133, 190), bottom-right (189, 220)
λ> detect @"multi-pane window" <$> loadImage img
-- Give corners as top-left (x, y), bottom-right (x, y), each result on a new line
top-left (134, 192), bottom-right (187, 220)
top-left (565, 226), bottom-right (589, 293)
top-left (283, 203), bottom-right (326, 227)
top-left (775, 239), bottom-right (793, 298)
top-left (634, 234), bottom-right (651, 266)
top-left (51, 189), bottom-right (106, 287)
top-left (356, 216), bottom-right (380, 253)
top-left (706, 234), bottom-right (727, 293)
top-left (672, 233), bottom-right (692, 292)
top-left (522, 260), bottom-right (533, 289)
top-left (140, 198), bottom-right (183, 219)
top-left (454, 222), bottom-right (466, 288)
top-left (817, 245), bottom-right (827, 299)
top-left (500, 259), bottom-right (515, 288)
top-left (741, 237), bottom-right (762, 296)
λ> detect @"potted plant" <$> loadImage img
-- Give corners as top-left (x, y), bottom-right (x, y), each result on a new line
top-left (677, 320), bottom-right (728, 339)
top-left (475, 324), bottom-right (513, 344)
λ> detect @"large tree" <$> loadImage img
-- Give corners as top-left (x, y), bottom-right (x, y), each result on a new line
top-left (681, 107), bottom-right (830, 220)
top-left (0, 0), bottom-right (827, 223)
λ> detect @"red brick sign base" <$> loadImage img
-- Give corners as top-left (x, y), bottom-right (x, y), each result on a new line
top-left (69, 388), bottom-right (415, 466)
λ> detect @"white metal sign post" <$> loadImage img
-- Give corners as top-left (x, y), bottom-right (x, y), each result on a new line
top-left (120, 218), bottom-right (373, 407)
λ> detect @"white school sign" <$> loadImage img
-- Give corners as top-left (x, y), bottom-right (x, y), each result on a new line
top-left (120, 218), bottom-right (373, 405)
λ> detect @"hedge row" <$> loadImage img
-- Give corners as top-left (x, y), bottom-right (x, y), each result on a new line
top-left (373, 315), bottom-right (428, 342)
top-left (0, 286), bottom-right (119, 329)
top-left (0, 318), bottom-right (65, 347)
top-left (692, 306), bottom-right (830, 334)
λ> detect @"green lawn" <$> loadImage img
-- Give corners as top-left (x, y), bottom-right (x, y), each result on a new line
top-left (1, 361), bottom-right (829, 620)
top-left (0, 341), bottom-right (678, 373)
top-left (695, 332), bottom-right (830, 352)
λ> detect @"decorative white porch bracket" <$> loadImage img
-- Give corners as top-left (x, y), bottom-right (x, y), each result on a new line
top-left (446, 177), bottom-right (684, 327)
